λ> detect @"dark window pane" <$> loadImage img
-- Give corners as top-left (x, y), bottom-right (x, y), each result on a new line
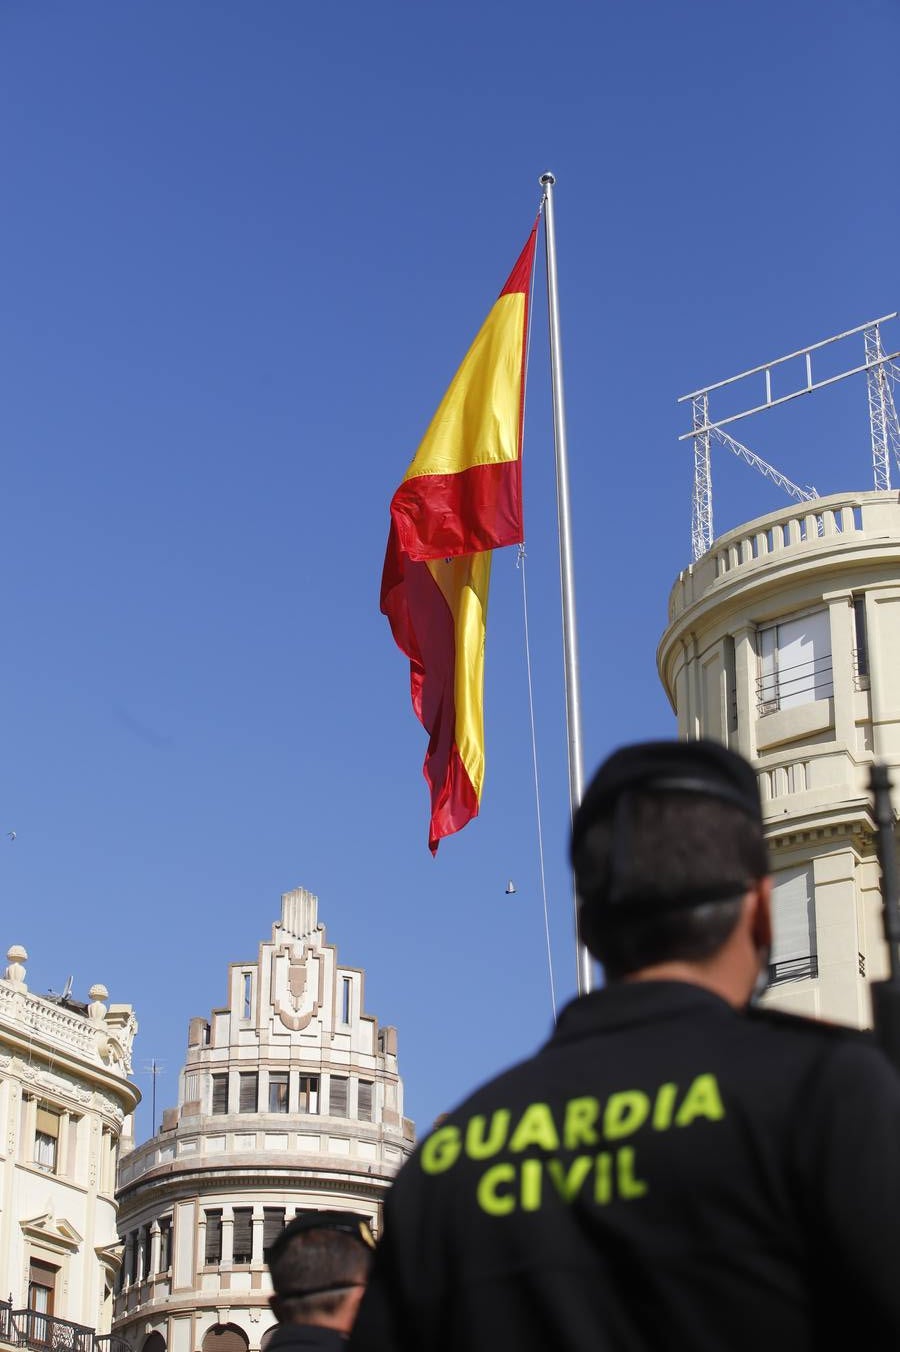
top-left (205, 1210), bottom-right (222, 1265)
top-left (268, 1074), bottom-right (288, 1113)
top-left (358, 1081), bottom-right (373, 1122)
top-left (263, 1208), bottom-right (285, 1253)
top-left (330, 1077), bottom-right (348, 1117)
top-left (232, 1208), bottom-right (253, 1264)
top-left (239, 1073), bottom-right (258, 1114)
top-left (211, 1075), bottom-right (228, 1115)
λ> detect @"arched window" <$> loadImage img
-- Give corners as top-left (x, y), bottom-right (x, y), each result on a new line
top-left (201, 1325), bottom-right (249, 1352)
top-left (143, 1333), bottom-right (166, 1352)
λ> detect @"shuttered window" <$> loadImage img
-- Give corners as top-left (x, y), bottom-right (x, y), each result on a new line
top-left (34, 1106), bottom-right (60, 1173)
top-left (358, 1081), bottom-right (374, 1122)
top-left (263, 1208), bottom-right (285, 1254)
top-left (329, 1077), bottom-right (348, 1117)
top-left (204, 1210), bottom-right (222, 1265)
top-left (770, 865), bottom-right (817, 984)
top-left (232, 1208), bottom-right (253, 1264)
top-left (758, 610), bottom-right (832, 713)
top-left (211, 1075), bottom-right (228, 1115)
top-left (238, 1073), bottom-right (258, 1114)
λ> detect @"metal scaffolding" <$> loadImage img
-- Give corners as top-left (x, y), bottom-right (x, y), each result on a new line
top-left (680, 313), bottom-right (900, 561)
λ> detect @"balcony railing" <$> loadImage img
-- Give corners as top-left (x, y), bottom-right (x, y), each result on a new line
top-left (768, 955), bottom-right (819, 986)
top-left (756, 654), bottom-right (834, 715)
top-left (0, 1304), bottom-right (133, 1352)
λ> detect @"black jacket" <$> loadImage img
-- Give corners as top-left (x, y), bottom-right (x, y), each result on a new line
top-left (351, 981), bottom-right (900, 1351)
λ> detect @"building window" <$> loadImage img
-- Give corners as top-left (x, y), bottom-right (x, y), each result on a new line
top-left (242, 973), bottom-right (253, 1021)
top-left (853, 594), bottom-right (870, 687)
top-left (238, 1073), bottom-right (258, 1113)
top-left (232, 1208), bottom-right (253, 1265)
top-left (263, 1208), bottom-right (285, 1255)
top-left (268, 1072), bottom-right (288, 1113)
top-left (358, 1081), bottom-right (374, 1122)
top-left (139, 1225), bottom-right (152, 1281)
top-left (299, 1075), bottom-right (319, 1114)
top-left (329, 1076), bottom-right (348, 1117)
top-left (205, 1210), bottom-right (223, 1265)
top-left (158, 1217), bottom-right (172, 1273)
top-left (211, 1074), bottom-right (229, 1115)
top-left (757, 610), bottom-right (832, 714)
top-left (34, 1106), bottom-right (61, 1173)
top-left (723, 635), bottom-right (738, 734)
top-left (27, 1259), bottom-right (57, 1341)
top-left (769, 865), bottom-right (818, 985)
top-left (129, 1230), bottom-right (139, 1284)
top-left (341, 976), bottom-right (351, 1025)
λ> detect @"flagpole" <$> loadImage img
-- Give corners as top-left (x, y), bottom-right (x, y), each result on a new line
top-left (539, 172), bottom-right (594, 997)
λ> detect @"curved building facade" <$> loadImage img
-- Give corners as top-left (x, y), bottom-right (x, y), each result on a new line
top-left (112, 888), bottom-right (413, 1352)
top-left (0, 944), bottom-right (139, 1342)
top-left (658, 490), bottom-right (900, 1025)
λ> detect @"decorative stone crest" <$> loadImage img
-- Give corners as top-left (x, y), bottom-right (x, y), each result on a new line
top-left (271, 943), bottom-right (324, 1031)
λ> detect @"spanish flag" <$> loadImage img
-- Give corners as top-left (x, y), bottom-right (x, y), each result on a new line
top-left (381, 223), bottom-right (538, 852)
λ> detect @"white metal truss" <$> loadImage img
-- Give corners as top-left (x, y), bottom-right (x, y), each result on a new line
top-left (865, 323), bottom-right (900, 493)
top-left (712, 426), bottom-right (817, 506)
top-left (680, 313), bottom-right (900, 561)
top-left (690, 394), bottom-right (713, 563)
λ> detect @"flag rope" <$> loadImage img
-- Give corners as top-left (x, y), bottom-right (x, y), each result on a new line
top-left (516, 542), bottom-right (558, 1022)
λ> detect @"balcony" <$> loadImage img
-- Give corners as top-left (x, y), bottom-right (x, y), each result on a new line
top-left (0, 1303), bottom-right (133, 1352)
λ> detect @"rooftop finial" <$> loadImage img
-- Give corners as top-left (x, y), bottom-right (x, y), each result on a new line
top-left (4, 945), bottom-right (27, 991)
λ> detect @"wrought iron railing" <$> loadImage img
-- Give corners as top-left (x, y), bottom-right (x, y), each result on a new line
top-left (768, 955), bottom-right (819, 986)
top-left (757, 654), bottom-right (834, 715)
top-left (0, 1303), bottom-right (132, 1352)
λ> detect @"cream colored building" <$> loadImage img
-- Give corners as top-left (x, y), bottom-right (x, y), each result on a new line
top-left (658, 489), bottom-right (900, 1025)
top-left (112, 887), bottom-right (413, 1352)
top-left (0, 944), bottom-right (139, 1350)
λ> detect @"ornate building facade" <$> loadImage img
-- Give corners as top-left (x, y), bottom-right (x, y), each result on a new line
top-left (658, 490), bottom-right (900, 1025)
top-left (0, 944), bottom-right (139, 1350)
top-left (112, 887), bottom-right (413, 1352)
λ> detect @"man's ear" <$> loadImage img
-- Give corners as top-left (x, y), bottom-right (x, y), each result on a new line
top-left (750, 876), bottom-right (773, 951)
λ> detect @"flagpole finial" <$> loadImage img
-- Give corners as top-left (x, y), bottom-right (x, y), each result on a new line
top-left (540, 171), bottom-right (556, 186)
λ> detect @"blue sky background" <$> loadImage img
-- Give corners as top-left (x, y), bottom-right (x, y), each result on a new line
top-left (3, 0), bottom-right (900, 1139)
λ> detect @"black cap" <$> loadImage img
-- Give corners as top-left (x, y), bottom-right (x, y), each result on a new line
top-left (265, 1210), bottom-right (375, 1268)
top-left (573, 740), bottom-right (761, 843)
top-left (572, 739), bottom-right (764, 913)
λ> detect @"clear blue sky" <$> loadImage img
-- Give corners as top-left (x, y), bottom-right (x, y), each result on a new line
top-left (3, 0), bottom-right (899, 1139)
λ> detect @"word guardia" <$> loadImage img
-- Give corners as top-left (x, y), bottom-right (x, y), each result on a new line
top-left (420, 1074), bottom-right (724, 1216)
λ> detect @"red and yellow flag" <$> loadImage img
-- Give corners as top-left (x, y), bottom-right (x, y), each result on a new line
top-left (381, 224), bottom-right (538, 852)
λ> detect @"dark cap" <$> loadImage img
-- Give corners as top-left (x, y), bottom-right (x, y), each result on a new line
top-left (573, 739), bottom-right (761, 846)
top-left (264, 1210), bottom-right (375, 1268)
top-left (571, 739), bottom-right (764, 915)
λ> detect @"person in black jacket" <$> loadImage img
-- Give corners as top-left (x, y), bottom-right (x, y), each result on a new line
top-left (266, 1211), bottom-right (375, 1351)
top-left (350, 739), bottom-right (900, 1351)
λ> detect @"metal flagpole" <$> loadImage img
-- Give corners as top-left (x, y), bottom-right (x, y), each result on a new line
top-left (539, 171), bottom-right (594, 996)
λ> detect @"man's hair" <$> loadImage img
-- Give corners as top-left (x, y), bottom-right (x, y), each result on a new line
top-left (268, 1228), bottom-right (372, 1322)
top-left (573, 791), bottom-right (769, 978)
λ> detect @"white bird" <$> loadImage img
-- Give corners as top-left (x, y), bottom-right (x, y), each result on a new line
top-left (505, 880), bottom-right (517, 895)
top-left (7, 831), bottom-right (15, 842)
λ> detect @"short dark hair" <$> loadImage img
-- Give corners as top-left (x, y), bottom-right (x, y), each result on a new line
top-left (573, 791), bottom-right (769, 978)
top-left (268, 1228), bottom-right (372, 1323)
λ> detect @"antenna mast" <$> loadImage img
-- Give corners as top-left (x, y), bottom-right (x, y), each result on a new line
top-left (865, 322), bottom-right (900, 493)
top-left (143, 1058), bottom-right (164, 1135)
top-left (681, 312), bottom-right (900, 561)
